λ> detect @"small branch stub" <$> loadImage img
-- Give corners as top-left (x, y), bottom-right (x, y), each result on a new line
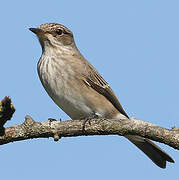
top-left (0, 96), bottom-right (15, 135)
top-left (24, 115), bottom-right (36, 126)
top-left (53, 133), bottom-right (60, 141)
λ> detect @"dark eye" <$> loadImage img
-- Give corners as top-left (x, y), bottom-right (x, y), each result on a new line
top-left (56, 29), bottom-right (63, 35)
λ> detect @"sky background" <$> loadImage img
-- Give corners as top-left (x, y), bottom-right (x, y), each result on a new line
top-left (0, 0), bottom-right (178, 179)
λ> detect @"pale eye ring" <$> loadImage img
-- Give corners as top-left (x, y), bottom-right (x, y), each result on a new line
top-left (56, 29), bottom-right (63, 35)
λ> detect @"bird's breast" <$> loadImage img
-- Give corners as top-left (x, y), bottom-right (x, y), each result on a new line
top-left (38, 55), bottom-right (93, 119)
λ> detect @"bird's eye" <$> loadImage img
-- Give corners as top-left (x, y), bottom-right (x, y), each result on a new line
top-left (56, 29), bottom-right (63, 35)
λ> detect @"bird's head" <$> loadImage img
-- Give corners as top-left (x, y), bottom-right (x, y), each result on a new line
top-left (29, 23), bottom-right (75, 50)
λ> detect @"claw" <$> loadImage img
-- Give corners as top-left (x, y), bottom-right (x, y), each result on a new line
top-left (82, 114), bottom-right (98, 132)
top-left (48, 118), bottom-right (57, 122)
top-left (48, 118), bottom-right (57, 126)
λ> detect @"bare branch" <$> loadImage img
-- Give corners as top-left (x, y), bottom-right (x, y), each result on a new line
top-left (0, 96), bottom-right (178, 151)
top-left (0, 115), bottom-right (178, 150)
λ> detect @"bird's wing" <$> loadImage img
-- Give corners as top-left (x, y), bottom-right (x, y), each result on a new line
top-left (83, 62), bottom-right (129, 118)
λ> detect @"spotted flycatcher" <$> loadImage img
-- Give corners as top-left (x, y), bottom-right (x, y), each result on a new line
top-left (29, 23), bottom-right (174, 168)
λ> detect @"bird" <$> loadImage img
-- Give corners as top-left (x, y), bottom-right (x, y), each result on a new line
top-left (29, 23), bottom-right (174, 168)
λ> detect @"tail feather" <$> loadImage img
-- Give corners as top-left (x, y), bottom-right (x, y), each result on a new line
top-left (125, 135), bottom-right (174, 168)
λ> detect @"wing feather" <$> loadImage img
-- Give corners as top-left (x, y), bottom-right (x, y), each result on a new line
top-left (84, 63), bottom-right (129, 118)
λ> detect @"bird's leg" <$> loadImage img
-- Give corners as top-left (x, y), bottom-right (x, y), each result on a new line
top-left (81, 113), bottom-right (99, 132)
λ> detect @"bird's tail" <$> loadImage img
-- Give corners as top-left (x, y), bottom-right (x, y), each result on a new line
top-left (125, 135), bottom-right (174, 168)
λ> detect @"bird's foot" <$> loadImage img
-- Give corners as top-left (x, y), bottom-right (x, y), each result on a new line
top-left (48, 118), bottom-right (57, 126)
top-left (48, 118), bottom-right (57, 122)
top-left (82, 114), bottom-right (99, 132)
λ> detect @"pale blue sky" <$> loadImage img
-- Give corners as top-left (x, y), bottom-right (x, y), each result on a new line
top-left (0, 0), bottom-right (178, 179)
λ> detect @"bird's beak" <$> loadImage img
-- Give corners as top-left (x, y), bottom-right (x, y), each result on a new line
top-left (29, 28), bottom-right (44, 36)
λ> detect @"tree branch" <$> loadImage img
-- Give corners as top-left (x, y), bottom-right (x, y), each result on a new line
top-left (0, 115), bottom-right (178, 150)
top-left (0, 96), bottom-right (178, 150)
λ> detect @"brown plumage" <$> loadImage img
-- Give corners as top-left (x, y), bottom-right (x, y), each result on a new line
top-left (29, 23), bottom-right (174, 168)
